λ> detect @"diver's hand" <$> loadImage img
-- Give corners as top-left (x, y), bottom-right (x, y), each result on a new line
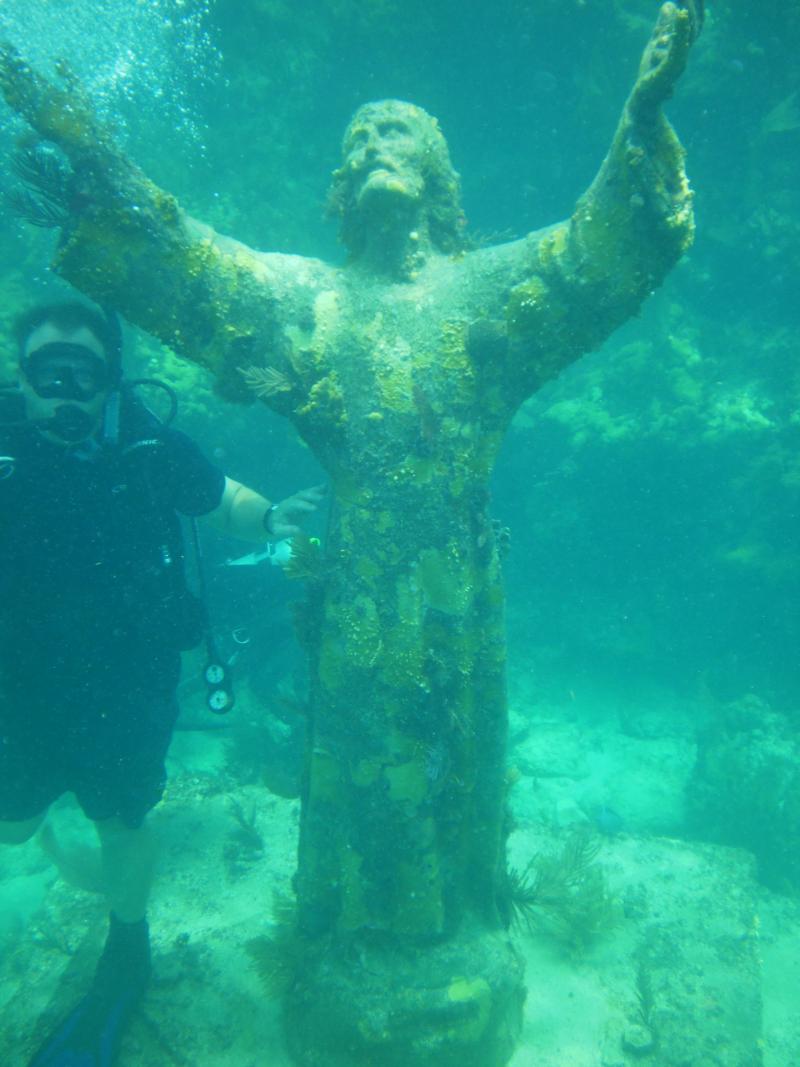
top-left (266, 484), bottom-right (327, 540)
top-left (627, 2), bottom-right (701, 122)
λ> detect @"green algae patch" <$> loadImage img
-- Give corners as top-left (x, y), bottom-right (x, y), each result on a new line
top-left (374, 340), bottom-right (416, 413)
top-left (351, 758), bottom-right (383, 788)
top-left (307, 748), bottom-right (343, 804)
top-left (418, 547), bottom-right (472, 615)
top-left (355, 554), bottom-right (383, 584)
top-left (385, 759), bottom-right (428, 807)
top-left (318, 593), bottom-right (383, 686)
top-left (310, 289), bottom-right (341, 361)
top-left (446, 977), bottom-right (492, 1041)
top-left (537, 225), bottom-right (568, 267)
top-left (507, 276), bottom-right (558, 337)
top-left (374, 509), bottom-right (395, 533)
top-left (394, 840), bottom-right (444, 937)
top-left (396, 574), bottom-right (424, 627)
top-left (339, 848), bottom-right (368, 932)
top-left (439, 320), bottom-right (469, 365)
top-left (407, 454), bottom-right (437, 483)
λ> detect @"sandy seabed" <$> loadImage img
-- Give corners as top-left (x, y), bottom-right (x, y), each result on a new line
top-left (1, 707), bottom-right (798, 1067)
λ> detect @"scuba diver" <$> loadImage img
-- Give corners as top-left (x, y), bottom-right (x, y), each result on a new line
top-left (0, 299), bottom-right (324, 1067)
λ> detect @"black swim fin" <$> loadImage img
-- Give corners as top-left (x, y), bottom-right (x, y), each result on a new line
top-left (28, 915), bottom-right (150, 1067)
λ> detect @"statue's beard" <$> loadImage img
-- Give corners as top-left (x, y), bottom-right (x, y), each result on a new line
top-left (354, 168), bottom-right (423, 218)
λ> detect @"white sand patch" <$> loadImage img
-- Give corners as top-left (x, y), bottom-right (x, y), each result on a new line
top-left (0, 723), bottom-right (797, 1065)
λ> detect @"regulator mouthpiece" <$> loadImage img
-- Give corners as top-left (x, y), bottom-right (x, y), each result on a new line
top-left (47, 404), bottom-right (96, 443)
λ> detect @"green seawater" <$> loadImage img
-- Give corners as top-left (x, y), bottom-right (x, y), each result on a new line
top-left (0, 2), bottom-right (797, 1065)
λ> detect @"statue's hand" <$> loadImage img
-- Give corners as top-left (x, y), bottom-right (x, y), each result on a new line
top-left (0, 40), bottom-right (27, 111)
top-left (627, 2), bottom-right (702, 121)
top-left (0, 40), bottom-right (104, 153)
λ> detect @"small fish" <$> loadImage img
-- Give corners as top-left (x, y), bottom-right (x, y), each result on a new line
top-left (224, 539), bottom-right (293, 568)
top-left (592, 804), bottom-right (625, 836)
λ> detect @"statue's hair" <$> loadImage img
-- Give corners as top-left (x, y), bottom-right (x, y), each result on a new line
top-left (327, 101), bottom-right (466, 256)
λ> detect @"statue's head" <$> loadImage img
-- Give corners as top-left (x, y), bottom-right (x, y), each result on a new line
top-left (327, 100), bottom-right (465, 256)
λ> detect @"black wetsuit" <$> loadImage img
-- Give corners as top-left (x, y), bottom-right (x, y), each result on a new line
top-left (0, 402), bottom-right (224, 827)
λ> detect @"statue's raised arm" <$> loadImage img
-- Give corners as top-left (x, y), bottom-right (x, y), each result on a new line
top-left (476, 1), bottom-right (702, 400)
top-left (0, 42), bottom-right (318, 402)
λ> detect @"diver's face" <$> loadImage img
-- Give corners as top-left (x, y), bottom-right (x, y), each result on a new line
top-left (20, 323), bottom-right (110, 444)
top-left (342, 105), bottom-right (427, 211)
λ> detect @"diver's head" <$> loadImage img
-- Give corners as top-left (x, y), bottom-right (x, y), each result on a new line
top-left (15, 301), bottom-right (122, 445)
top-left (327, 100), bottom-right (466, 258)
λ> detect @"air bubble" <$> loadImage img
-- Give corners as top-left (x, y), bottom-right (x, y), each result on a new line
top-left (0, 0), bottom-right (221, 150)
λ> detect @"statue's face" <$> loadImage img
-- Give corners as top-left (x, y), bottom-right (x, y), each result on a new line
top-left (340, 102), bottom-right (428, 213)
top-left (330, 99), bottom-right (464, 258)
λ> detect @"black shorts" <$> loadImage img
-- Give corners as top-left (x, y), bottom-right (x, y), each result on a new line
top-left (0, 648), bottom-right (181, 829)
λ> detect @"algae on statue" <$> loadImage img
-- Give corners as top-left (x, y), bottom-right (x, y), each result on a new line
top-left (0, 5), bottom-right (701, 1063)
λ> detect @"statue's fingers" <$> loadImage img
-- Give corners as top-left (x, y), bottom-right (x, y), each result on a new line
top-left (54, 58), bottom-right (97, 116)
top-left (653, 4), bottom-right (692, 79)
top-left (55, 58), bottom-right (81, 90)
top-left (630, 4), bottom-right (692, 116)
top-left (680, 0), bottom-right (704, 43)
top-left (0, 40), bottom-right (21, 94)
top-left (638, 4), bottom-right (677, 80)
top-left (654, 3), bottom-right (680, 36)
top-left (664, 7), bottom-right (693, 77)
top-left (0, 39), bottom-right (19, 68)
top-left (0, 42), bottom-right (38, 119)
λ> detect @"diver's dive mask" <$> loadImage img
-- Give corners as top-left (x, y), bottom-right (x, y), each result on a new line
top-left (22, 342), bottom-right (111, 402)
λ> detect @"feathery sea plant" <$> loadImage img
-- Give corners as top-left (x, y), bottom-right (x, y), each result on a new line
top-left (238, 364), bottom-right (292, 398)
top-left (6, 186), bottom-right (69, 228)
top-left (506, 828), bottom-right (617, 952)
top-left (246, 892), bottom-right (306, 998)
top-left (283, 532), bottom-right (325, 582)
top-left (6, 144), bottom-right (72, 228)
top-left (227, 798), bottom-right (264, 853)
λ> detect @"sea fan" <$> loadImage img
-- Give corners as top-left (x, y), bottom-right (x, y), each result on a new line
top-left (505, 829), bottom-right (616, 951)
top-left (283, 533), bottom-right (325, 582)
top-left (506, 862), bottom-right (541, 932)
top-left (13, 144), bottom-right (71, 197)
top-left (5, 186), bottom-right (68, 228)
top-left (238, 364), bottom-right (291, 398)
top-left (7, 144), bottom-right (72, 229)
top-left (246, 892), bottom-right (304, 998)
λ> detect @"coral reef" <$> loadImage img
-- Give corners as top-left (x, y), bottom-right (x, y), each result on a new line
top-left (688, 694), bottom-right (800, 892)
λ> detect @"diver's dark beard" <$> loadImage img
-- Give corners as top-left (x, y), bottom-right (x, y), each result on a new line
top-left (45, 404), bottom-right (96, 443)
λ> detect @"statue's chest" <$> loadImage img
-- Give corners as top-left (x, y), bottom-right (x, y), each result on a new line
top-left (283, 279), bottom-right (505, 483)
top-left (322, 292), bottom-right (475, 421)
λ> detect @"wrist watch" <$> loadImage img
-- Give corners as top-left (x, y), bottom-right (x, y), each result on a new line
top-left (263, 503), bottom-right (279, 538)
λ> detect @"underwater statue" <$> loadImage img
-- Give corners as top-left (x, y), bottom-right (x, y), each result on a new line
top-left (1, 4), bottom-right (702, 1064)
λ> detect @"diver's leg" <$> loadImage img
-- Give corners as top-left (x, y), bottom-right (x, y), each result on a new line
top-left (95, 815), bottom-right (157, 922)
top-left (27, 818), bottom-right (153, 1067)
top-left (27, 662), bottom-right (178, 1065)
top-left (0, 812), bottom-right (47, 844)
top-left (26, 820), bottom-right (156, 1065)
top-left (0, 716), bottom-right (58, 843)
